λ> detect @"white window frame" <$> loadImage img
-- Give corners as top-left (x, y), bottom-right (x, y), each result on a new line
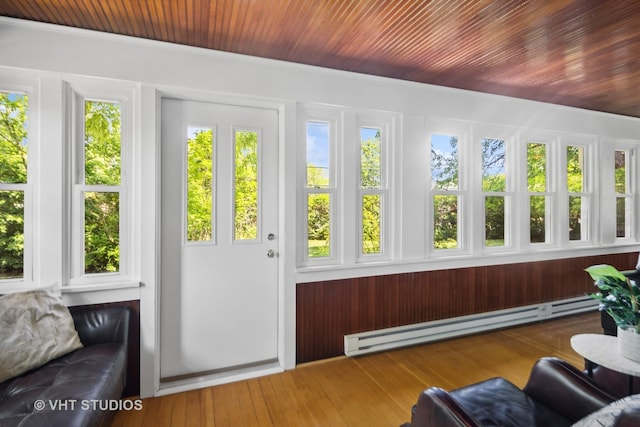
top-left (297, 106), bottom-right (396, 267)
top-left (356, 112), bottom-right (393, 262)
top-left (67, 82), bottom-right (134, 286)
top-left (0, 80), bottom-right (37, 291)
top-left (298, 105), bottom-right (341, 266)
top-left (561, 137), bottom-right (594, 246)
top-left (521, 133), bottom-right (557, 248)
top-left (613, 142), bottom-right (638, 243)
top-left (475, 126), bottom-right (516, 253)
top-left (427, 121), bottom-right (470, 256)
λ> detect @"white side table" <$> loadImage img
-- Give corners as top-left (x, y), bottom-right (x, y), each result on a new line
top-left (571, 334), bottom-right (640, 395)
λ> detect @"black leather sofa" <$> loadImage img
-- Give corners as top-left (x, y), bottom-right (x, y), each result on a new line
top-left (0, 306), bottom-right (130, 427)
top-left (403, 357), bottom-right (640, 427)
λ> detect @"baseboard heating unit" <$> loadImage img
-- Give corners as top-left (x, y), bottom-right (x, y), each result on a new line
top-left (344, 295), bottom-right (597, 357)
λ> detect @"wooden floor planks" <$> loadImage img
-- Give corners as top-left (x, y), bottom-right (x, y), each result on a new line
top-left (112, 312), bottom-right (601, 426)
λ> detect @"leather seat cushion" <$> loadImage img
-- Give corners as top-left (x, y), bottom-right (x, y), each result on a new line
top-left (0, 342), bottom-right (126, 427)
top-left (450, 377), bottom-right (573, 427)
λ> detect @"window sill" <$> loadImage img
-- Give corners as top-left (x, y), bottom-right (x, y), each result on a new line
top-left (61, 281), bottom-right (141, 306)
top-left (62, 280), bottom-right (141, 293)
top-left (296, 243), bottom-right (640, 284)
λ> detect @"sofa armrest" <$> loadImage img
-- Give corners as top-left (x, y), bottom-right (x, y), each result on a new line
top-left (409, 387), bottom-right (481, 427)
top-left (523, 357), bottom-right (616, 422)
top-left (70, 305), bottom-right (131, 347)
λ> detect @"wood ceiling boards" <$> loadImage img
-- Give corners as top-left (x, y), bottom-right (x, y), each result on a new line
top-left (2, 0), bottom-right (640, 118)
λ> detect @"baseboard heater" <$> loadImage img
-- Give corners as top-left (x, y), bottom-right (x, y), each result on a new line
top-left (344, 295), bottom-right (597, 357)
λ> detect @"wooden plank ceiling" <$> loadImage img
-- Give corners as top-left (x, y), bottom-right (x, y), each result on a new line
top-left (2, 0), bottom-right (640, 118)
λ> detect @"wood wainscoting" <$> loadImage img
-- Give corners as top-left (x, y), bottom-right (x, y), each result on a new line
top-left (296, 252), bottom-right (638, 364)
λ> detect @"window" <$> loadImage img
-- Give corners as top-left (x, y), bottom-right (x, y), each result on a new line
top-left (482, 138), bottom-right (507, 247)
top-left (0, 91), bottom-right (30, 281)
top-left (359, 126), bottom-right (386, 256)
top-left (71, 90), bottom-right (131, 283)
top-left (186, 127), bottom-right (213, 242)
top-left (615, 149), bottom-right (633, 239)
top-left (431, 133), bottom-right (461, 249)
top-left (299, 106), bottom-right (394, 266)
top-left (234, 129), bottom-right (259, 241)
top-left (567, 145), bottom-right (589, 241)
top-left (527, 142), bottom-right (550, 244)
top-left (305, 120), bottom-right (334, 259)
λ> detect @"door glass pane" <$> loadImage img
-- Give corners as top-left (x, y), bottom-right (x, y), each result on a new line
top-left (431, 133), bottom-right (458, 190)
top-left (362, 194), bottom-right (381, 254)
top-left (308, 193), bottom-right (330, 257)
top-left (186, 127), bottom-right (213, 242)
top-left (306, 121), bottom-right (330, 188)
top-left (567, 146), bottom-right (584, 193)
top-left (361, 127), bottom-right (381, 188)
top-left (84, 100), bottom-right (121, 186)
top-left (569, 196), bottom-right (586, 241)
top-left (85, 191), bottom-right (119, 273)
top-left (527, 143), bottom-right (546, 192)
top-left (530, 195), bottom-right (547, 243)
top-left (234, 130), bottom-right (258, 241)
top-left (0, 92), bottom-right (28, 184)
top-left (0, 190), bottom-right (24, 279)
top-left (482, 138), bottom-right (506, 192)
top-left (434, 195), bottom-right (458, 249)
top-left (485, 196), bottom-right (505, 247)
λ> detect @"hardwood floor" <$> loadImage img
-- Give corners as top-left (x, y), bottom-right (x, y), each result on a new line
top-left (112, 312), bottom-right (601, 427)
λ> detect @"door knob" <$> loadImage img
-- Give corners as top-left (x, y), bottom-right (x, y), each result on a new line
top-left (267, 249), bottom-right (275, 258)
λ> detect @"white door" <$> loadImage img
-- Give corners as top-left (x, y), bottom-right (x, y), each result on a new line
top-left (160, 98), bottom-right (279, 383)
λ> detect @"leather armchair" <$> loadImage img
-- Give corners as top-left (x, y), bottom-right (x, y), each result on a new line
top-left (404, 357), bottom-right (619, 427)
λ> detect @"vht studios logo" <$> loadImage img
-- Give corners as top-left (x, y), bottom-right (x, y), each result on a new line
top-left (34, 399), bottom-right (143, 411)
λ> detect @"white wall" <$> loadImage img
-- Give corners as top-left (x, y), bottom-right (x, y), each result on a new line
top-left (2, 17), bottom-right (639, 396)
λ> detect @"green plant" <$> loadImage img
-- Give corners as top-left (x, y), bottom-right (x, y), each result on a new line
top-left (586, 264), bottom-right (640, 332)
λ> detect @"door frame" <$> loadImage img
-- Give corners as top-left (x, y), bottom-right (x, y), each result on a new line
top-left (139, 88), bottom-right (297, 397)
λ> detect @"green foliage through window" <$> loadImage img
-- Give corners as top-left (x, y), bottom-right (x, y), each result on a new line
top-left (567, 146), bottom-right (584, 193)
top-left (482, 138), bottom-right (506, 192)
top-left (85, 101), bottom-right (121, 186)
top-left (187, 128), bottom-right (213, 242)
top-left (530, 196), bottom-right (547, 243)
top-left (527, 143), bottom-right (546, 192)
top-left (306, 121), bottom-right (332, 258)
top-left (362, 195), bottom-right (381, 254)
top-left (485, 196), bottom-right (505, 246)
top-left (361, 127), bottom-right (382, 255)
top-left (433, 195), bottom-right (458, 249)
top-left (308, 193), bottom-right (330, 257)
top-left (83, 100), bottom-right (121, 274)
top-left (615, 150), bottom-right (629, 238)
top-left (431, 134), bottom-right (458, 190)
top-left (234, 131), bottom-right (258, 241)
top-left (0, 92), bottom-right (28, 279)
top-left (361, 128), bottom-right (381, 188)
top-left (84, 192), bottom-right (119, 273)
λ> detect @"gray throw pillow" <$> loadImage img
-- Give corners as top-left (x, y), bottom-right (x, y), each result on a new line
top-left (572, 394), bottom-right (640, 427)
top-left (0, 286), bottom-right (83, 383)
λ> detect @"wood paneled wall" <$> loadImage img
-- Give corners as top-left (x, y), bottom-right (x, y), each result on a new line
top-left (296, 252), bottom-right (638, 364)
